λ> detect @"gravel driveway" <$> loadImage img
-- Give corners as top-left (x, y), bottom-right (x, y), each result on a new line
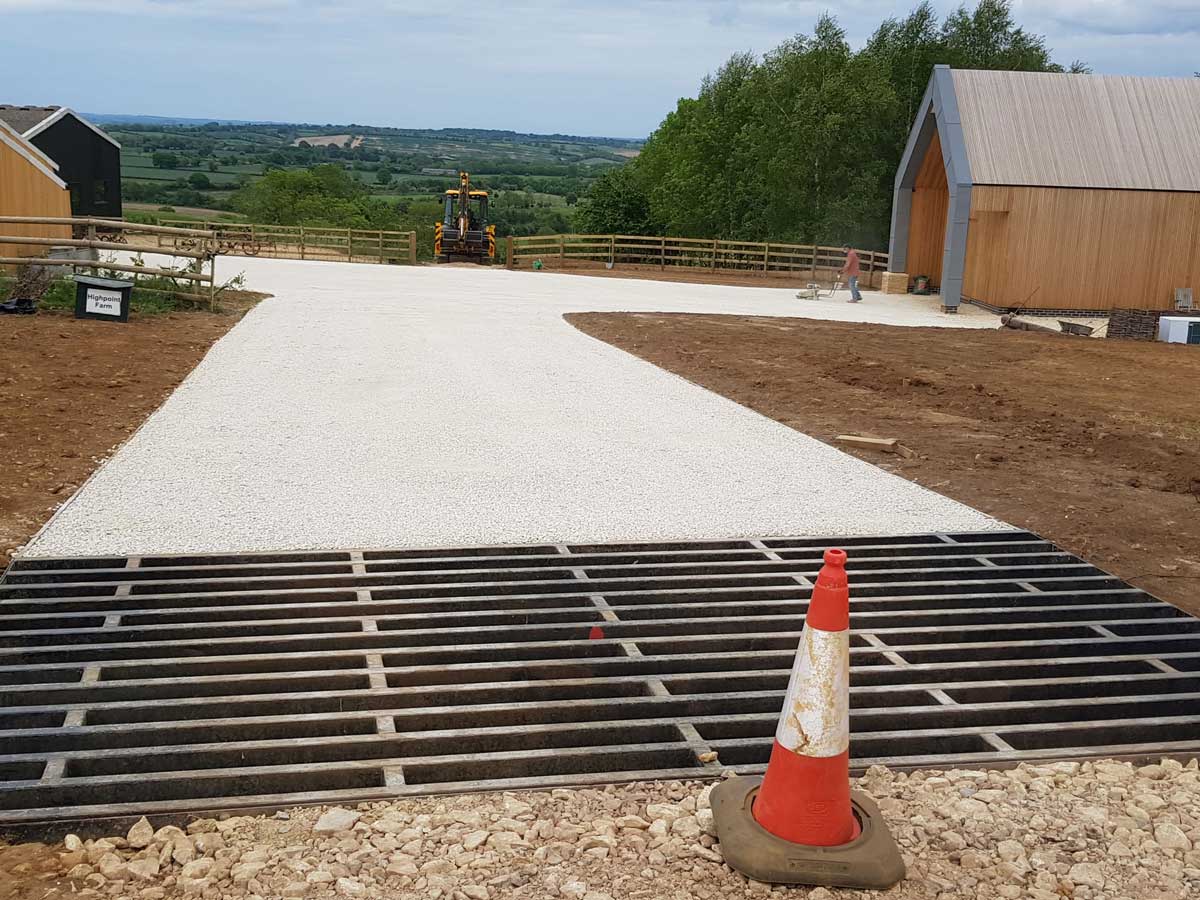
top-left (23, 261), bottom-right (1002, 557)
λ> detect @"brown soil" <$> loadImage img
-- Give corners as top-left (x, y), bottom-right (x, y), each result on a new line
top-left (124, 202), bottom-right (244, 221)
top-left (568, 312), bottom-right (1200, 616)
top-left (0, 300), bottom-right (261, 569)
top-left (0, 842), bottom-right (74, 900)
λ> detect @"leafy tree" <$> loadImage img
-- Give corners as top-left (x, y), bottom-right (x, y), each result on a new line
top-left (376, 165), bottom-right (393, 187)
top-left (572, 166), bottom-right (653, 234)
top-left (151, 151), bottom-right (179, 169)
top-left (863, 2), bottom-right (946, 136)
top-left (230, 164), bottom-right (406, 230)
top-left (595, 0), bottom-right (1074, 249)
top-left (939, 0), bottom-right (1057, 71)
top-left (188, 172), bottom-right (212, 189)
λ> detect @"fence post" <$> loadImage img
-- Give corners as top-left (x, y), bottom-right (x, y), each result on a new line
top-left (867, 250), bottom-right (876, 288)
top-left (506, 235), bottom-right (514, 269)
top-left (711, 238), bottom-right (717, 269)
top-left (558, 235), bottom-right (565, 261)
top-left (408, 232), bottom-right (417, 266)
top-left (811, 244), bottom-right (818, 279)
top-left (660, 236), bottom-right (666, 270)
top-left (300, 227), bottom-right (306, 260)
top-left (610, 234), bottom-right (615, 266)
top-left (763, 242), bottom-right (769, 274)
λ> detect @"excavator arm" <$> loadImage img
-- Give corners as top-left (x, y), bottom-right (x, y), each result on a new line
top-left (434, 171), bottom-right (494, 264)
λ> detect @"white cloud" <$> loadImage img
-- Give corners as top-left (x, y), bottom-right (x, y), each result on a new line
top-left (1, 1), bottom-right (1195, 134)
top-left (1015, 1), bottom-right (1200, 36)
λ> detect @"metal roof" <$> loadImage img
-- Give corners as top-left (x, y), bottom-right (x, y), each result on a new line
top-left (950, 69), bottom-right (1200, 192)
top-left (0, 105), bottom-right (57, 134)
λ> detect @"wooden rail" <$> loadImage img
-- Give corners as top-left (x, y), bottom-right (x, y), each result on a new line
top-left (156, 221), bottom-right (418, 266)
top-left (0, 217), bottom-right (221, 307)
top-left (0, 216), bottom-right (219, 238)
top-left (506, 234), bottom-right (888, 287)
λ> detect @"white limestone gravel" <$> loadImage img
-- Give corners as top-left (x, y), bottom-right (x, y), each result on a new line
top-left (23, 260), bottom-right (1002, 558)
top-left (12, 757), bottom-right (1200, 900)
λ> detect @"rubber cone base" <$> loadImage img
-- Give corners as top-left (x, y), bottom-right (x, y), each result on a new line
top-left (710, 776), bottom-right (905, 889)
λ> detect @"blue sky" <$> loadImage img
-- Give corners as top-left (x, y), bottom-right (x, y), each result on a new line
top-left (1, 1), bottom-right (1196, 136)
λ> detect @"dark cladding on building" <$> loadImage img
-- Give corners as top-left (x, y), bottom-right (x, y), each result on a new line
top-left (0, 105), bottom-right (121, 219)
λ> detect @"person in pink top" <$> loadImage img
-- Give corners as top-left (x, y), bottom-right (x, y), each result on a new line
top-left (840, 245), bottom-right (862, 303)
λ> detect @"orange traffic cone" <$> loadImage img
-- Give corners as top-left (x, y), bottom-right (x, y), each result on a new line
top-left (709, 548), bottom-right (904, 889)
top-left (753, 548), bottom-right (858, 845)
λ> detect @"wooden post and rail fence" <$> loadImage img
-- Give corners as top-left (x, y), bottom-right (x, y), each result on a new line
top-left (2, 218), bottom-right (883, 309)
top-left (0, 216), bottom-right (222, 307)
top-left (504, 233), bottom-right (888, 287)
top-left (0, 216), bottom-right (418, 311)
top-left (156, 221), bottom-right (418, 266)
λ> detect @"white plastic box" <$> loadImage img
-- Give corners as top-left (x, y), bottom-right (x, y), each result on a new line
top-left (1157, 316), bottom-right (1200, 344)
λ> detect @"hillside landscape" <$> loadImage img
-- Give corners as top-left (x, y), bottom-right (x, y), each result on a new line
top-left (109, 1), bottom-right (1079, 261)
top-left (116, 121), bottom-right (639, 257)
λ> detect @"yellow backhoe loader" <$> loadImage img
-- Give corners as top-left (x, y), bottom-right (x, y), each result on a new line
top-left (434, 171), bottom-right (496, 263)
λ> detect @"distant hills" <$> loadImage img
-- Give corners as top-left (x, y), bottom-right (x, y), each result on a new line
top-left (84, 113), bottom-right (276, 126)
top-left (84, 113), bottom-right (642, 146)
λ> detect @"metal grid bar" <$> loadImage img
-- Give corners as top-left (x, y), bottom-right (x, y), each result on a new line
top-left (2, 529), bottom-right (1198, 827)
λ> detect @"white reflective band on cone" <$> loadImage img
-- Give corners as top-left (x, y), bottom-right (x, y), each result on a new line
top-left (775, 626), bottom-right (850, 758)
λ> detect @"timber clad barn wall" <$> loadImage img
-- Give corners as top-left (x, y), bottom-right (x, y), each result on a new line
top-left (890, 68), bottom-right (1200, 313)
top-left (0, 121), bottom-right (71, 262)
top-left (906, 130), bottom-right (949, 286)
top-left (965, 186), bottom-right (1200, 312)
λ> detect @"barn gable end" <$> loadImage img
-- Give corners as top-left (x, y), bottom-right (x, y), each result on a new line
top-left (889, 68), bottom-right (1200, 314)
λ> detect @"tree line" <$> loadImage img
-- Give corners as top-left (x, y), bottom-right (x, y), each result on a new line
top-left (575, 1), bottom-right (1086, 250)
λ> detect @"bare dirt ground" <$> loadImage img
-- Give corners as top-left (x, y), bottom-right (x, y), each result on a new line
top-left (125, 203), bottom-right (242, 221)
top-left (0, 841), bottom-right (72, 900)
top-left (568, 312), bottom-right (1200, 616)
top-left (0, 299), bottom-right (260, 568)
top-left (291, 135), bottom-right (362, 148)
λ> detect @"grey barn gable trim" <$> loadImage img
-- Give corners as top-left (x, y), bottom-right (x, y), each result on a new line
top-left (888, 65), bottom-right (973, 311)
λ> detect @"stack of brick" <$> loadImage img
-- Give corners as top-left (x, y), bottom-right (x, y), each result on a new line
top-left (1108, 308), bottom-right (1166, 341)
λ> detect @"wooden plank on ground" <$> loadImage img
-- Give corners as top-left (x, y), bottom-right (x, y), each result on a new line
top-left (835, 435), bottom-right (918, 459)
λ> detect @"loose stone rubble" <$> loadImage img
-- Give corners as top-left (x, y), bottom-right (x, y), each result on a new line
top-left (3, 758), bottom-right (1199, 899)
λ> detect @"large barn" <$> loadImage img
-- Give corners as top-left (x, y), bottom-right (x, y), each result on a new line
top-left (0, 105), bottom-right (122, 219)
top-left (887, 67), bottom-right (1200, 314)
top-left (0, 118), bottom-right (71, 265)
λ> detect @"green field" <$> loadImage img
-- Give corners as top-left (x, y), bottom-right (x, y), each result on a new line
top-left (112, 120), bottom-right (639, 237)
